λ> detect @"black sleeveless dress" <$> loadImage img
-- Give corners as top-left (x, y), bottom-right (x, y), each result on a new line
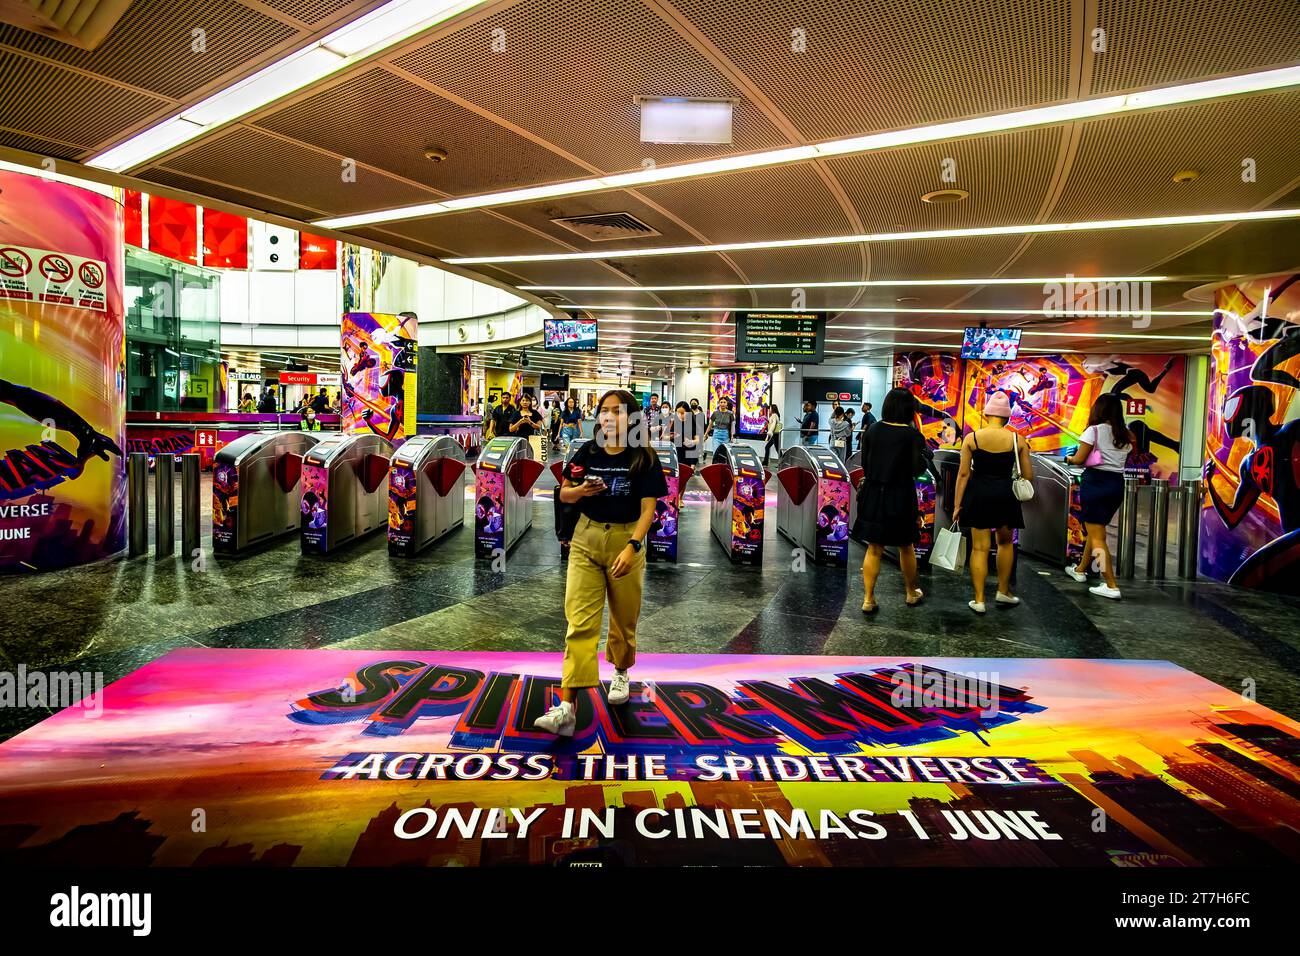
top-left (959, 433), bottom-right (1024, 531)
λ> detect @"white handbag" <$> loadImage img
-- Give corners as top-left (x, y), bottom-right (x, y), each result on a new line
top-left (1011, 433), bottom-right (1035, 501)
top-left (931, 522), bottom-right (966, 572)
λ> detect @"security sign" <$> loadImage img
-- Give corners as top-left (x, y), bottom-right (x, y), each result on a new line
top-left (0, 244), bottom-right (107, 311)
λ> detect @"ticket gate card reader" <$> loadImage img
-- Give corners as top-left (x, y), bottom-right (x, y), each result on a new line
top-left (776, 445), bottom-right (852, 567)
top-left (300, 433), bottom-right (393, 554)
top-left (475, 437), bottom-right (543, 559)
top-left (388, 435), bottom-right (468, 556)
top-left (212, 431), bottom-right (320, 554)
top-left (648, 442), bottom-right (693, 563)
top-left (700, 443), bottom-right (765, 565)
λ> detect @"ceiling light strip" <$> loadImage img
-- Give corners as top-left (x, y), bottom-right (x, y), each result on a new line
top-left (88, 0), bottom-right (491, 173)
top-left (317, 65), bottom-right (1300, 228)
top-left (446, 208), bottom-right (1300, 264)
top-left (567, 305), bottom-right (1211, 317)
top-left (520, 275), bottom-right (1179, 292)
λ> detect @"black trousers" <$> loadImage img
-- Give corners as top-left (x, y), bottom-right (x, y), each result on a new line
top-left (763, 432), bottom-right (781, 465)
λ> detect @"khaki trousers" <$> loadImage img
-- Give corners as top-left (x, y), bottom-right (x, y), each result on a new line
top-left (561, 515), bottom-right (645, 688)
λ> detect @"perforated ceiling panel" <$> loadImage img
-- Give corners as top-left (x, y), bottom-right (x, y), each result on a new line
top-left (0, 49), bottom-right (168, 149)
top-left (390, 0), bottom-right (791, 174)
top-left (155, 127), bottom-right (438, 215)
top-left (139, 167), bottom-right (325, 221)
top-left (0, 128), bottom-right (83, 160)
top-left (637, 163), bottom-right (857, 243)
top-left (252, 0), bottom-right (367, 25)
top-left (1089, 0), bottom-right (1300, 95)
top-left (254, 66), bottom-right (591, 196)
top-left (486, 192), bottom-right (706, 252)
top-left (385, 210), bottom-right (578, 258)
top-left (0, 0), bottom-right (298, 102)
top-left (720, 244), bottom-right (866, 285)
top-left (1047, 89), bottom-right (1300, 221)
top-left (1000, 224), bottom-right (1224, 277)
top-left (865, 235), bottom-right (1028, 281)
top-left (665, 0), bottom-right (1074, 141)
top-left (824, 126), bottom-right (1063, 231)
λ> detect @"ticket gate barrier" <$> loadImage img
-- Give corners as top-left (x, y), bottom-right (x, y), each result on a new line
top-left (699, 443), bottom-right (767, 565)
top-left (474, 436), bottom-right (543, 559)
top-left (648, 442), bottom-right (693, 563)
top-left (387, 435), bottom-right (468, 556)
top-left (212, 431), bottom-right (321, 554)
top-left (551, 439), bottom-right (589, 560)
top-left (845, 451), bottom-right (939, 565)
top-left (1019, 454), bottom-right (1086, 567)
top-left (775, 445), bottom-right (852, 567)
top-left (300, 433), bottom-right (393, 555)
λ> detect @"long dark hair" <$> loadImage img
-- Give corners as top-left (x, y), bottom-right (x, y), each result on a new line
top-left (880, 387), bottom-right (918, 425)
top-left (1088, 393), bottom-right (1133, 448)
top-left (596, 388), bottom-right (657, 476)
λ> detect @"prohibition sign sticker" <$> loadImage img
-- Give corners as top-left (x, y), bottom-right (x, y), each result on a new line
top-left (39, 254), bottom-right (73, 284)
top-left (78, 260), bottom-right (104, 288)
top-left (0, 247), bottom-right (32, 278)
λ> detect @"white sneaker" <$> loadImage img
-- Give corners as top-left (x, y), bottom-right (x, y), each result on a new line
top-left (1089, 584), bottom-right (1122, 600)
top-left (1064, 566), bottom-right (1088, 583)
top-left (534, 702), bottom-right (575, 736)
top-left (968, 600), bottom-right (986, 614)
top-left (995, 592), bottom-right (1020, 606)
top-left (608, 671), bottom-right (631, 705)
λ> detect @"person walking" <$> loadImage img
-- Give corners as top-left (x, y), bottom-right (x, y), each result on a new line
top-left (489, 392), bottom-right (514, 441)
top-left (952, 392), bottom-right (1034, 613)
top-left (829, 406), bottom-right (852, 465)
top-left (1064, 393), bottom-right (1133, 600)
top-left (708, 398), bottom-right (734, 453)
top-left (761, 403), bottom-right (782, 466)
top-left (673, 401), bottom-right (700, 467)
top-left (855, 388), bottom-right (928, 612)
top-left (858, 402), bottom-right (876, 455)
top-left (560, 396), bottom-right (582, 451)
top-left (690, 399), bottom-right (707, 455)
top-left (799, 401), bottom-right (819, 445)
top-left (534, 390), bottom-right (668, 736)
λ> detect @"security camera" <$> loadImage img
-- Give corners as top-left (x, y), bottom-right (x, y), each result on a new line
top-left (519, 351), bottom-right (529, 368)
top-left (788, 364), bottom-right (797, 374)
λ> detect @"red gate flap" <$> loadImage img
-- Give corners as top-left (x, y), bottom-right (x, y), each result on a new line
top-left (360, 453), bottom-right (390, 494)
top-left (426, 456), bottom-right (467, 497)
top-left (763, 467), bottom-right (772, 485)
top-left (776, 466), bottom-right (816, 506)
top-left (508, 457), bottom-right (545, 496)
top-left (677, 463), bottom-right (695, 487)
top-left (273, 452), bottom-right (302, 493)
top-left (698, 462), bottom-right (732, 501)
top-left (549, 461), bottom-right (566, 485)
top-left (849, 467), bottom-right (865, 488)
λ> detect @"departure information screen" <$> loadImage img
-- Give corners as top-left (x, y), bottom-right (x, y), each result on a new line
top-left (733, 310), bottom-right (825, 363)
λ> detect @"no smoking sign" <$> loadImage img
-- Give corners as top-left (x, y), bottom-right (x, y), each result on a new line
top-left (0, 244), bottom-right (109, 310)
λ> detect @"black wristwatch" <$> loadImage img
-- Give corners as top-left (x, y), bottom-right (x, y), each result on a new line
top-left (627, 538), bottom-right (643, 553)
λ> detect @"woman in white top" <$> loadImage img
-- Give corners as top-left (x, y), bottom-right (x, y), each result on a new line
top-left (761, 403), bottom-right (782, 467)
top-left (1065, 393), bottom-right (1133, 600)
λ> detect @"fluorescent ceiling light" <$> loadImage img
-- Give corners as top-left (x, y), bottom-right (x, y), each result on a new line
top-left (88, 0), bottom-right (490, 173)
top-left (446, 208), bottom-right (1300, 264)
top-left (521, 276), bottom-right (1176, 292)
top-left (317, 65), bottom-right (1300, 228)
top-left (639, 97), bottom-right (735, 145)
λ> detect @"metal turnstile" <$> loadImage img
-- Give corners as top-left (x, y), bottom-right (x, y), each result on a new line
top-left (845, 449), bottom-right (939, 565)
top-left (388, 435), bottom-right (468, 556)
top-left (1019, 454), bottom-right (1085, 567)
top-left (474, 436), bottom-right (543, 558)
top-left (648, 442), bottom-right (693, 563)
top-left (300, 433), bottom-right (393, 554)
top-left (551, 438), bottom-right (589, 560)
top-left (212, 431), bottom-right (320, 554)
top-left (699, 443), bottom-right (766, 565)
top-left (776, 445), bottom-right (852, 567)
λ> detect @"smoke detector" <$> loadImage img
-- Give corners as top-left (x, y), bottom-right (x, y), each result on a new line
top-left (423, 146), bottom-right (449, 162)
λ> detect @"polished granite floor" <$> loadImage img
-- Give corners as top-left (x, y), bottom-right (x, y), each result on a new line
top-left (2, 472), bottom-right (1298, 740)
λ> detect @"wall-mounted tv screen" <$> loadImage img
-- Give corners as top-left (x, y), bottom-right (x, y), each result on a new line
top-left (961, 327), bottom-right (1022, 360)
top-left (733, 310), bottom-right (825, 363)
top-left (544, 317), bottom-right (598, 352)
top-left (539, 373), bottom-right (570, 390)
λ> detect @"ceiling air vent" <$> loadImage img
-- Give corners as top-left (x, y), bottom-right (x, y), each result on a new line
top-left (0, 0), bottom-right (134, 51)
top-left (551, 213), bottom-right (661, 242)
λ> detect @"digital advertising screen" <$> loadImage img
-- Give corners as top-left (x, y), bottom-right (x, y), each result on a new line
top-left (734, 310), bottom-right (825, 364)
top-left (961, 327), bottom-right (1022, 360)
top-left (543, 318), bottom-right (597, 352)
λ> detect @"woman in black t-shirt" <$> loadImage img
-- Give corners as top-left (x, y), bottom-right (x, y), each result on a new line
top-left (534, 389), bottom-right (668, 737)
top-left (854, 388), bottom-right (928, 613)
